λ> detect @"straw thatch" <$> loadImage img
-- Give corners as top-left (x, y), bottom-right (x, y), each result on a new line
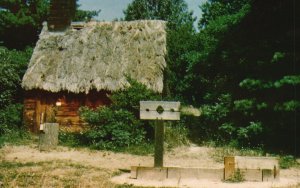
top-left (22, 20), bottom-right (167, 93)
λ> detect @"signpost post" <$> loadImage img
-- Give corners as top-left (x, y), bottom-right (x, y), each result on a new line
top-left (140, 101), bottom-right (180, 167)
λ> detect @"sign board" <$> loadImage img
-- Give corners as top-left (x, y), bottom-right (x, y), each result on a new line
top-left (140, 101), bottom-right (180, 120)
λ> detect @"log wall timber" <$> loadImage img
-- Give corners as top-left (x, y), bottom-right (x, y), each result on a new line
top-left (23, 90), bottom-right (111, 133)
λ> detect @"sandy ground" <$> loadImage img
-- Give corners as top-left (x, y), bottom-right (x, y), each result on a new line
top-left (0, 144), bottom-right (299, 188)
top-left (0, 144), bottom-right (222, 170)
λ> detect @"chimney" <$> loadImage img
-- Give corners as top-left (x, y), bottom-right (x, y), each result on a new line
top-left (48, 0), bottom-right (76, 31)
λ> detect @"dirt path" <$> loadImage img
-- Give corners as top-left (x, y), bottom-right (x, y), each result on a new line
top-left (1, 144), bottom-right (299, 188)
top-left (0, 144), bottom-right (222, 170)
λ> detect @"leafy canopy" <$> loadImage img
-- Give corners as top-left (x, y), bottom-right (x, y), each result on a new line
top-left (0, 0), bottom-right (99, 49)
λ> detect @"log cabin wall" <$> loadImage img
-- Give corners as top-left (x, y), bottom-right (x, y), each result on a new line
top-left (23, 90), bottom-right (111, 133)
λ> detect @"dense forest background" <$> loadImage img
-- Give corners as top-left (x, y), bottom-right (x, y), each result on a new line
top-left (0, 0), bottom-right (299, 155)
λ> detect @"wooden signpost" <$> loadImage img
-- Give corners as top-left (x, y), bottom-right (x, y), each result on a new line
top-left (140, 101), bottom-right (180, 167)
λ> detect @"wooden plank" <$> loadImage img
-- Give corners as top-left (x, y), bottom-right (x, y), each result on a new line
top-left (131, 166), bottom-right (224, 181)
top-left (240, 169), bottom-right (262, 182)
top-left (140, 111), bottom-right (180, 120)
top-left (140, 101), bottom-right (180, 111)
top-left (140, 101), bottom-right (180, 120)
top-left (224, 156), bottom-right (280, 182)
top-left (234, 156), bottom-right (278, 169)
top-left (35, 99), bottom-right (42, 133)
top-left (224, 156), bottom-right (235, 180)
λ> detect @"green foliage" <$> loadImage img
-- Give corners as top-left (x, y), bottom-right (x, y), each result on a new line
top-left (165, 122), bottom-right (190, 149)
top-left (199, 0), bottom-right (249, 29)
top-left (234, 99), bottom-right (255, 116)
top-left (178, 0), bottom-right (300, 154)
top-left (0, 104), bottom-right (30, 148)
top-left (0, 0), bottom-right (49, 49)
top-left (202, 94), bottom-right (231, 122)
top-left (58, 132), bottom-right (87, 148)
top-left (274, 100), bottom-right (300, 112)
top-left (239, 79), bottom-right (272, 90)
top-left (0, 46), bottom-right (31, 144)
top-left (73, 9), bottom-right (100, 22)
top-left (80, 107), bottom-right (146, 150)
top-left (110, 77), bottom-right (160, 115)
top-left (79, 78), bottom-right (158, 150)
top-left (0, 47), bottom-right (32, 107)
top-left (124, 0), bottom-right (194, 30)
top-left (226, 169), bottom-right (244, 183)
top-left (0, 0), bottom-right (99, 49)
top-left (237, 121), bottom-right (263, 139)
top-left (77, 78), bottom-right (190, 152)
top-left (279, 155), bottom-right (298, 169)
top-left (274, 75), bottom-right (300, 88)
top-left (0, 128), bottom-right (31, 148)
top-left (197, 93), bottom-right (263, 146)
top-left (271, 52), bottom-right (285, 63)
top-left (0, 104), bottom-right (23, 135)
top-left (240, 76), bottom-right (300, 91)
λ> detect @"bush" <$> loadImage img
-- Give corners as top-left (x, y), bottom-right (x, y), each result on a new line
top-left (165, 121), bottom-right (190, 149)
top-left (279, 155), bottom-right (298, 169)
top-left (0, 129), bottom-right (31, 148)
top-left (77, 78), bottom-right (195, 151)
top-left (110, 77), bottom-right (160, 115)
top-left (80, 107), bottom-right (146, 150)
top-left (0, 104), bottom-right (30, 148)
top-left (58, 132), bottom-right (88, 148)
top-left (0, 47), bottom-right (32, 107)
top-left (75, 78), bottom-right (162, 150)
top-left (0, 46), bottom-right (32, 147)
top-left (0, 104), bottom-right (23, 135)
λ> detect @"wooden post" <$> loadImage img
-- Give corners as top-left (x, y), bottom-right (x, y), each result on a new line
top-left (140, 101), bottom-right (180, 168)
top-left (39, 123), bottom-right (59, 151)
top-left (154, 120), bottom-right (164, 167)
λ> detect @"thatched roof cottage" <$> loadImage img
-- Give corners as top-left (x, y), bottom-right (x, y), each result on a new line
top-left (22, 20), bottom-right (167, 132)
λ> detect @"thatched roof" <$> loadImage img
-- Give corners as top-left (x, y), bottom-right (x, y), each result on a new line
top-left (22, 20), bottom-right (167, 94)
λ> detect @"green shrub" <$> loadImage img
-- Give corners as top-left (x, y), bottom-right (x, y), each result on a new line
top-left (58, 132), bottom-right (89, 148)
top-left (279, 155), bottom-right (298, 169)
top-left (165, 121), bottom-right (190, 149)
top-left (74, 78), bottom-right (162, 151)
top-left (0, 104), bottom-right (23, 135)
top-left (110, 77), bottom-right (160, 115)
top-left (0, 47), bottom-right (32, 107)
top-left (0, 129), bottom-right (31, 148)
top-left (80, 107), bottom-right (146, 150)
top-left (226, 169), bottom-right (244, 183)
top-left (194, 93), bottom-right (232, 143)
top-left (0, 47), bottom-right (32, 146)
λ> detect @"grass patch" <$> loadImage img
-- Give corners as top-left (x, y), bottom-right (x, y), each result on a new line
top-left (165, 123), bottom-right (190, 150)
top-left (0, 160), bottom-right (115, 187)
top-left (0, 129), bottom-right (33, 148)
top-left (59, 131), bottom-right (154, 155)
top-left (58, 132), bottom-right (88, 148)
top-left (279, 155), bottom-right (299, 169)
top-left (225, 169), bottom-right (245, 183)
